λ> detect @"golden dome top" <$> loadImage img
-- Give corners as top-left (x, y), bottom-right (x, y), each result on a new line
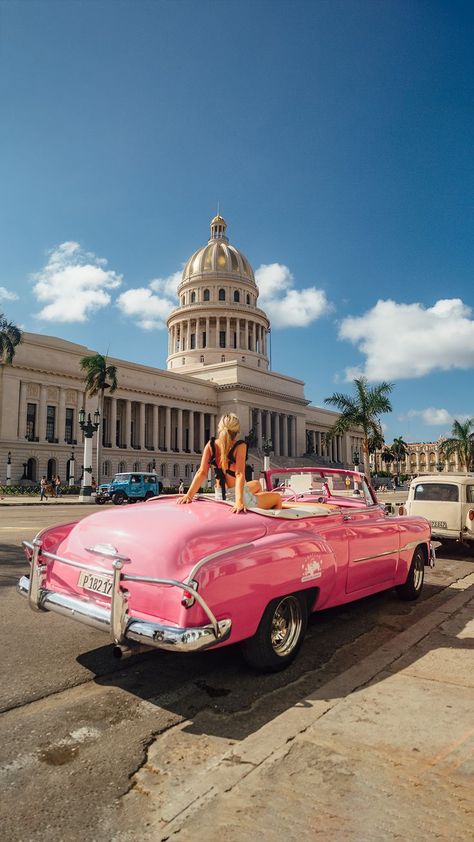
top-left (181, 216), bottom-right (255, 285)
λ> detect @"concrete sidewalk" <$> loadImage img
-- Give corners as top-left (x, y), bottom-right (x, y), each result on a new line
top-left (0, 495), bottom-right (82, 506)
top-left (113, 574), bottom-right (474, 842)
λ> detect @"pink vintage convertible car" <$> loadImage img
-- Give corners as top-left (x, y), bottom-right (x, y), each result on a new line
top-left (19, 468), bottom-right (434, 671)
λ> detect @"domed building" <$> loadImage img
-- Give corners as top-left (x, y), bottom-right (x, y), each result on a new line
top-left (167, 215), bottom-right (270, 372)
top-left (0, 214), bottom-right (365, 488)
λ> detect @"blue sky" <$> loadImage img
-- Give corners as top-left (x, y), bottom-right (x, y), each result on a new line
top-left (1, 0), bottom-right (473, 444)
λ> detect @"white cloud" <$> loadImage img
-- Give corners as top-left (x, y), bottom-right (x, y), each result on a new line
top-left (32, 242), bottom-right (122, 322)
top-left (255, 263), bottom-right (331, 327)
top-left (116, 270), bottom-right (180, 330)
top-left (405, 407), bottom-right (472, 426)
top-left (0, 287), bottom-right (19, 302)
top-left (339, 298), bottom-right (474, 380)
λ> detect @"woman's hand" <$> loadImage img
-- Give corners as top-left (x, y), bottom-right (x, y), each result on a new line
top-left (176, 494), bottom-right (193, 505)
top-left (231, 502), bottom-right (247, 514)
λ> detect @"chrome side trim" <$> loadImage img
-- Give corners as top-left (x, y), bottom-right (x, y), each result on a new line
top-left (17, 575), bottom-right (232, 652)
top-left (400, 540), bottom-right (421, 552)
top-left (186, 543), bottom-right (254, 584)
top-left (352, 548), bottom-right (398, 563)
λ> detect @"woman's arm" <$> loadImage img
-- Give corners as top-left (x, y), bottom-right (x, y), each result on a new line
top-left (231, 442), bottom-right (247, 513)
top-left (176, 442), bottom-right (211, 504)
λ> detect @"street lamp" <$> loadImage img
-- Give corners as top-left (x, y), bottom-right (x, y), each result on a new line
top-left (68, 448), bottom-right (76, 487)
top-left (6, 451), bottom-right (12, 487)
top-left (78, 409), bottom-right (100, 503)
top-left (262, 437), bottom-right (273, 471)
top-left (353, 450), bottom-right (360, 469)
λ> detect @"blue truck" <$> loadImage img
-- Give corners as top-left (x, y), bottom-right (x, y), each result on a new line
top-left (95, 472), bottom-right (163, 505)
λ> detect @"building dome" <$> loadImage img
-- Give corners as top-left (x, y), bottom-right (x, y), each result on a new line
top-left (181, 215), bottom-right (255, 286)
top-left (167, 214), bottom-right (269, 374)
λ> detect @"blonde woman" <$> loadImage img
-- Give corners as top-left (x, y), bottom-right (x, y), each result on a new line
top-left (177, 413), bottom-right (282, 514)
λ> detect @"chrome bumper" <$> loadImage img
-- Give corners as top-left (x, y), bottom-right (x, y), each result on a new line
top-left (18, 540), bottom-right (232, 653)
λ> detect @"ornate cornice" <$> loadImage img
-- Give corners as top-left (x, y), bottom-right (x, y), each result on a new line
top-left (215, 381), bottom-right (310, 407)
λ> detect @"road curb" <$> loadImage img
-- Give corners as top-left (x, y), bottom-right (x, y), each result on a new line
top-left (154, 573), bottom-right (474, 838)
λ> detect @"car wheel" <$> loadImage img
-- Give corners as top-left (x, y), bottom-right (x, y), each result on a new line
top-left (396, 547), bottom-right (425, 601)
top-left (241, 593), bottom-right (308, 672)
top-left (144, 491), bottom-right (155, 500)
top-left (112, 492), bottom-right (126, 505)
top-left (95, 497), bottom-right (105, 505)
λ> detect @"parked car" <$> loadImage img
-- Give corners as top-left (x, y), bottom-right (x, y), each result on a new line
top-left (98, 472), bottom-right (163, 505)
top-left (404, 473), bottom-right (474, 547)
top-left (19, 467), bottom-right (434, 672)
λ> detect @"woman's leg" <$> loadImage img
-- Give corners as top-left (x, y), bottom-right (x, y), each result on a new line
top-left (255, 491), bottom-right (282, 510)
top-left (247, 479), bottom-right (262, 495)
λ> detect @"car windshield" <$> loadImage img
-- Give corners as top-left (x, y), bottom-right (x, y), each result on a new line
top-left (413, 483), bottom-right (459, 502)
top-left (113, 474), bottom-right (131, 483)
top-left (263, 469), bottom-right (375, 505)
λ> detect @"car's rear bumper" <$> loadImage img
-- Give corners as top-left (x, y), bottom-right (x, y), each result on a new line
top-left (18, 540), bottom-right (232, 654)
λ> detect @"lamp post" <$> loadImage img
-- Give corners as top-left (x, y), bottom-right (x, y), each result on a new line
top-left (78, 409), bottom-right (100, 503)
top-left (262, 437), bottom-right (273, 472)
top-left (353, 450), bottom-right (360, 470)
top-left (6, 451), bottom-right (12, 486)
top-left (68, 448), bottom-right (76, 486)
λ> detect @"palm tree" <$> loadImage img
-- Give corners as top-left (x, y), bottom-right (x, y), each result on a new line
top-left (324, 377), bottom-right (394, 476)
top-left (381, 447), bottom-right (395, 473)
top-left (80, 354), bottom-right (118, 484)
top-left (0, 313), bottom-right (23, 364)
top-left (439, 419), bottom-right (474, 473)
top-left (368, 424), bottom-right (385, 473)
top-left (391, 436), bottom-right (408, 482)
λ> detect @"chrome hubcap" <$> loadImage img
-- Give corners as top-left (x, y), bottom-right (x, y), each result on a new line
top-left (270, 596), bottom-right (302, 657)
top-left (413, 555), bottom-right (424, 590)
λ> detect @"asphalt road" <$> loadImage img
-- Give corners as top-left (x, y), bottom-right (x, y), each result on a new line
top-left (1, 503), bottom-right (473, 842)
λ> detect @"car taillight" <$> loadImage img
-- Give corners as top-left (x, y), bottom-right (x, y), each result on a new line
top-left (181, 579), bottom-right (198, 608)
top-left (469, 510), bottom-right (474, 521)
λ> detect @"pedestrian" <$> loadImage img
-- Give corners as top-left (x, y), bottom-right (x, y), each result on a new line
top-left (91, 476), bottom-right (97, 491)
top-left (177, 412), bottom-right (282, 514)
top-left (40, 476), bottom-right (48, 502)
top-left (55, 474), bottom-right (61, 497)
top-left (178, 480), bottom-right (184, 495)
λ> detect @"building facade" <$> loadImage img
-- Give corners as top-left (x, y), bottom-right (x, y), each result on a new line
top-left (373, 440), bottom-right (464, 477)
top-left (0, 216), bottom-right (364, 486)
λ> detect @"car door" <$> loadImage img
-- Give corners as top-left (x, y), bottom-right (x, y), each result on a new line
top-left (344, 505), bottom-right (400, 593)
top-left (129, 474), bottom-right (142, 499)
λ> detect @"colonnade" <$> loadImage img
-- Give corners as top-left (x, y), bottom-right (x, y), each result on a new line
top-left (250, 408), bottom-right (298, 457)
top-left (168, 316), bottom-right (268, 356)
top-left (18, 382), bottom-right (84, 445)
top-left (305, 429), bottom-right (346, 463)
top-left (103, 397), bottom-right (217, 454)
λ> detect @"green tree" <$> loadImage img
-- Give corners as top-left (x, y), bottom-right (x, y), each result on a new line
top-left (324, 377), bottom-right (394, 476)
top-left (381, 447), bottom-right (395, 472)
top-left (368, 424), bottom-right (385, 473)
top-left (439, 419), bottom-right (474, 473)
top-left (80, 354), bottom-right (118, 483)
top-left (391, 436), bottom-right (408, 481)
top-left (0, 313), bottom-right (23, 364)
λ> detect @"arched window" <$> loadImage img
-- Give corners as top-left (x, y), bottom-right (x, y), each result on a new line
top-left (173, 463), bottom-right (179, 477)
top-left (118, 461), bottom-right (127, 473)
top-left (102, 460), bottom-right (111, 477)
top-left (26, 457), bottom-right (37, 482)
top-left (191, 291), bottom-right (196, 303)
top-left (133, 461), bottom-right (140, 472)
top-left (233, 290), bottom-right (240, 303)
top-left (246, 294), bottom-right (250, 305)
top-left (47, 458), bottom-right (56, 481)
top-left (161, 463), bottom-right (167, 477)
top-left (203, 288), bottom-right (210, 301)
top-left (185, 464), bottom-right (191, 478)
top-left (147, 461), bottom-right (155, 472)
top-left (218, 288), bottom-right (226, 301)
top-left (181, 296), bottom-right (185, 305)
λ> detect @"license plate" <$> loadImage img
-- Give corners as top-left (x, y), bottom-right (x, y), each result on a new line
top-left (431, 520), bottom-right (448, 529)
top-left (78, 570), bottom-right (113, 597)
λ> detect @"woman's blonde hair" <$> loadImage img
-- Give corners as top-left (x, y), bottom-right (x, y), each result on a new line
top-left (217, 413), bottom-right (240, 471)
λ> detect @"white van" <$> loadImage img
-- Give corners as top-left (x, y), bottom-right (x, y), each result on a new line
top-left (405, 474), bottom-right (474, 547)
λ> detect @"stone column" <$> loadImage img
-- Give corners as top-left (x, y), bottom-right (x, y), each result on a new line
top-left (256, 409), bottom-right (262, 449)
top-left (274, 413), bottom-right (281, 456)
top-left (199, 412), bottom-right (205, 451)
top-left (281, 415), bottom-right (287, 456)
top-left (139, 402), bottom-right (146, 449)
top-left (251, 321), bottom-right (255, 352)
top-left (177, 408), bottom-right (183, 452)
top-left (110, 398), bottom-right (117, 448)
top-left (124, 400), bottom-right (132, 449)
top-left (19, 382), bottom-right (28, 439)
top-left (39, 385), bottom-right (48, 442)
top-left (291, 416), bottom-right (297, 456)
top-left (57, 388), bottom-right (66, 444)
top-left (153, 405), bottom-right (159, 451)
top-left (226, 317), bottom-right (230, 348)
top-left (205, 317), bottom-right (210, 348)
top-left (188, 410), bottom-right (194, 452)
top-left (210, 414), bottom-right (216, 437)
top-left (165, 406), bottom-right (171, 451)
